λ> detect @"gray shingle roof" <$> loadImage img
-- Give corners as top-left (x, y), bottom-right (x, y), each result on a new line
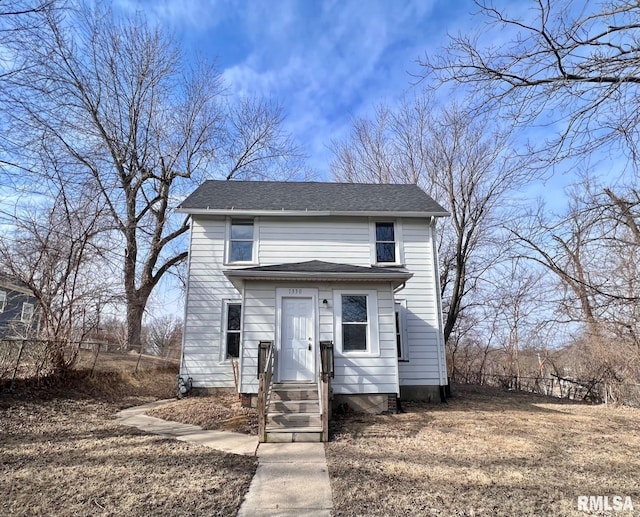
top-left (223, 260), bottom-right (413, 283)
top-left (179, 180), bottom-right (449, 216)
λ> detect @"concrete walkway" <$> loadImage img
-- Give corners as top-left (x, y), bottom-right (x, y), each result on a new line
top-left (116, 400), bottom-right (334, 516)
top-left (115, 400), bottom-right (258, 456)
top-left (238, 442), bottom-right (333, 517)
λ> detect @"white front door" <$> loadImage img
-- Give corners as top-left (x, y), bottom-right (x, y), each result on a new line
top-left (280, 296), bottom-right (314, 382)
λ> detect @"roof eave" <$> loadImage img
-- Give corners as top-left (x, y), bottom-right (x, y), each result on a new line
top-left (225, 270), bottom-right (412, 280)
top-left (177, 208), bottom-right (450, 218)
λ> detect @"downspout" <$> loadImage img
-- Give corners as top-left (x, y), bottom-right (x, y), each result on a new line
top-left (429, 217), bottom-right (448, 396)
top-left (178, 216), bottom-right (194, 397)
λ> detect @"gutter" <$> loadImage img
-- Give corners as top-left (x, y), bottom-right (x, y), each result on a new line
top-left (176, 208), bottom-right (450, 218)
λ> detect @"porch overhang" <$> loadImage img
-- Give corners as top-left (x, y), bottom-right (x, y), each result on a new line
top-left (223, 260), bottom-right (412, 290)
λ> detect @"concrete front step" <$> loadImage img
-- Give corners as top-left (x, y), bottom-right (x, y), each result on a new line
top-left (271, 400), bottom-right (320, 413)
top-left (272, 382), bottom-right (316, 389)
top-left (271, 385), bottom-right (319, 402)
top-left (267, 412), bottom-right (322, 428)
top-left (265, 383), bottom-right (324, 442)
top-left (263, 429), bottom-right (324, 443)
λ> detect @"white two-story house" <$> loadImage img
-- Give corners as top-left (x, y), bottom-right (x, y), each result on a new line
top-left (177, 180), bottom-right (449, 440)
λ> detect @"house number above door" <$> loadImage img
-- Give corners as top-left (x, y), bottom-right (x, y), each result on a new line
top-left (288, 288), bottom-right (303, 295)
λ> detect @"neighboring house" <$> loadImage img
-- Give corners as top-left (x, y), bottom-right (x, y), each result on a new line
top-left (0, 276), bottom-right (39, 339)
top-left (177, 180), bottom-right (449, 440)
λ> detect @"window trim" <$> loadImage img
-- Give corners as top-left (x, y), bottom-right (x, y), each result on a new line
top-left (21, 302), bottom-right (34, 323)
top-left (221, 300), bottom-right (242, 361)
top-left (395, 299), bottom-right (409, 361)
top-left (369, 219), bottom-right (403, 266)
top-left (225, 218), bottom-right (259, 265)
top-left (0, 290), bottom-right (6, 313)
top-left (333, 289), bottom-right (379, 357)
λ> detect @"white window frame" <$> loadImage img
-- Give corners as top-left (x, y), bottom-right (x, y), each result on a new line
top-left (333, 289), bottom-right (379, 357)
top-left (225, 218), bottom-right (259, 265)
top-left (395, 299), bottom-right (409, 361)
top-left (0, 290), bottom-right (6, 313)
top-left (21, 302), bottom-right (34, 323)
top-left (369, 219), bottom-right (403, 266)
top-left (220, 300), bottom-right (242, 361)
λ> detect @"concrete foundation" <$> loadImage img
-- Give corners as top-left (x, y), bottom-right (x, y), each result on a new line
top-left (399, 385), bottom-right (443, 402)
top-left (190, 386), bottom-right (237, 397)
top-left (333, 394), bottom-right (394, 414)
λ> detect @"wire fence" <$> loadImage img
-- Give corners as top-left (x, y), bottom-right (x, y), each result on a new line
top-left (454, 371), bottom-right (640, 406)
top-left (0, 338), bottom-right (180, 391)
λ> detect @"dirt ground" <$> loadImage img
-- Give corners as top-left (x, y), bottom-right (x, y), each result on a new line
top-left (74, 348), bottom-right (180, 374)
top-left (326, 385), bottom-right (640, 517)
top-left (0, 370), bottom-right (257, 517)
top-left (147, 393), bottom-right (259, 435)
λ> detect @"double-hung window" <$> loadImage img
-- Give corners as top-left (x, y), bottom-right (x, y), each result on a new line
top-left (0, 291), bottom-right (6, 313)
top-left (375, 222), bottom-right (396, 263)
top-left (224, 303), bottom-right (241, 359)
top-left (334, 290), bottom-right (379, 356)
top-left (229, 219), bottom-right (254, 263)
top-left (395, 300), bottom-right (408, 360)
top-left (21, 302), bottom-right (34, 323)
top-left (342, 295), bottom-right (368, 352)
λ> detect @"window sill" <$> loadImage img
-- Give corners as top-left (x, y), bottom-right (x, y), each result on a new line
top-left (337, 351), bottom-right (381, 359)
top-left (372, 262), bottom-right (405, 268)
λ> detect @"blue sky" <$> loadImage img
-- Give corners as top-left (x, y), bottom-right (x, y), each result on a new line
top-left (110, 0), bottom-right (489, 314)
top-left (114, 0), bottom-right (477, 178)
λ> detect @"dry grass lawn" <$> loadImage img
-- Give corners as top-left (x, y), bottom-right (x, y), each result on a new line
top-left (0, 370), bottom-right (257, 517)
top-left (147, 393), bottom-right (259, 435)
top-left (327, 385), bottom-right (640, 517)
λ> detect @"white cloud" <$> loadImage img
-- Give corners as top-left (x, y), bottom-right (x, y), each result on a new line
top-left (218, 0), bottom-right (443, 177)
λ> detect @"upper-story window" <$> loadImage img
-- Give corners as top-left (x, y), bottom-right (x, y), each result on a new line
top-left (21, 302), bottom-right (34, 323)
top-left (229, 219), bottom-right (254, 263)
top-left (375, 222), bottom-right (396, 263)
top-left (0, 290), bottom-right (6, 313)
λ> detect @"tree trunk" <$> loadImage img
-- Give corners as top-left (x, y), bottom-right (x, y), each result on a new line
top-left (126, 297), bottom-right (146, 352)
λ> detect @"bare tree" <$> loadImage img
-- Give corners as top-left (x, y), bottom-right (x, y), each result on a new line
top-left (0, 1), bottom-right (58, 80)
top-left (1, 3), bottom-right (305, 351)
top-left (331, 96), bottom-right (531, 342)
top-left (0, 180), bottom-right (114, 370)
top-left (421, 0), bottom-right (640, 167)
top-left (145, 315), bottom-right (182, 359)
top-left (510, 179), bottom-right (640, 397)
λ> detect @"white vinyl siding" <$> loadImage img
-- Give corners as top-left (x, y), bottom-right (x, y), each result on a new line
top-left (332, 284), bottom-right (399, 395)
top-left (238, 281), bottom-right (399, 396)
top-left (182, 213), bottom-right (447, 392)
top-left (259, 217), bottom-right (371, 266)
top-left (395, 219), bottom-right (448, 385)
top-left (180, 216), bottom-right (238, 388)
